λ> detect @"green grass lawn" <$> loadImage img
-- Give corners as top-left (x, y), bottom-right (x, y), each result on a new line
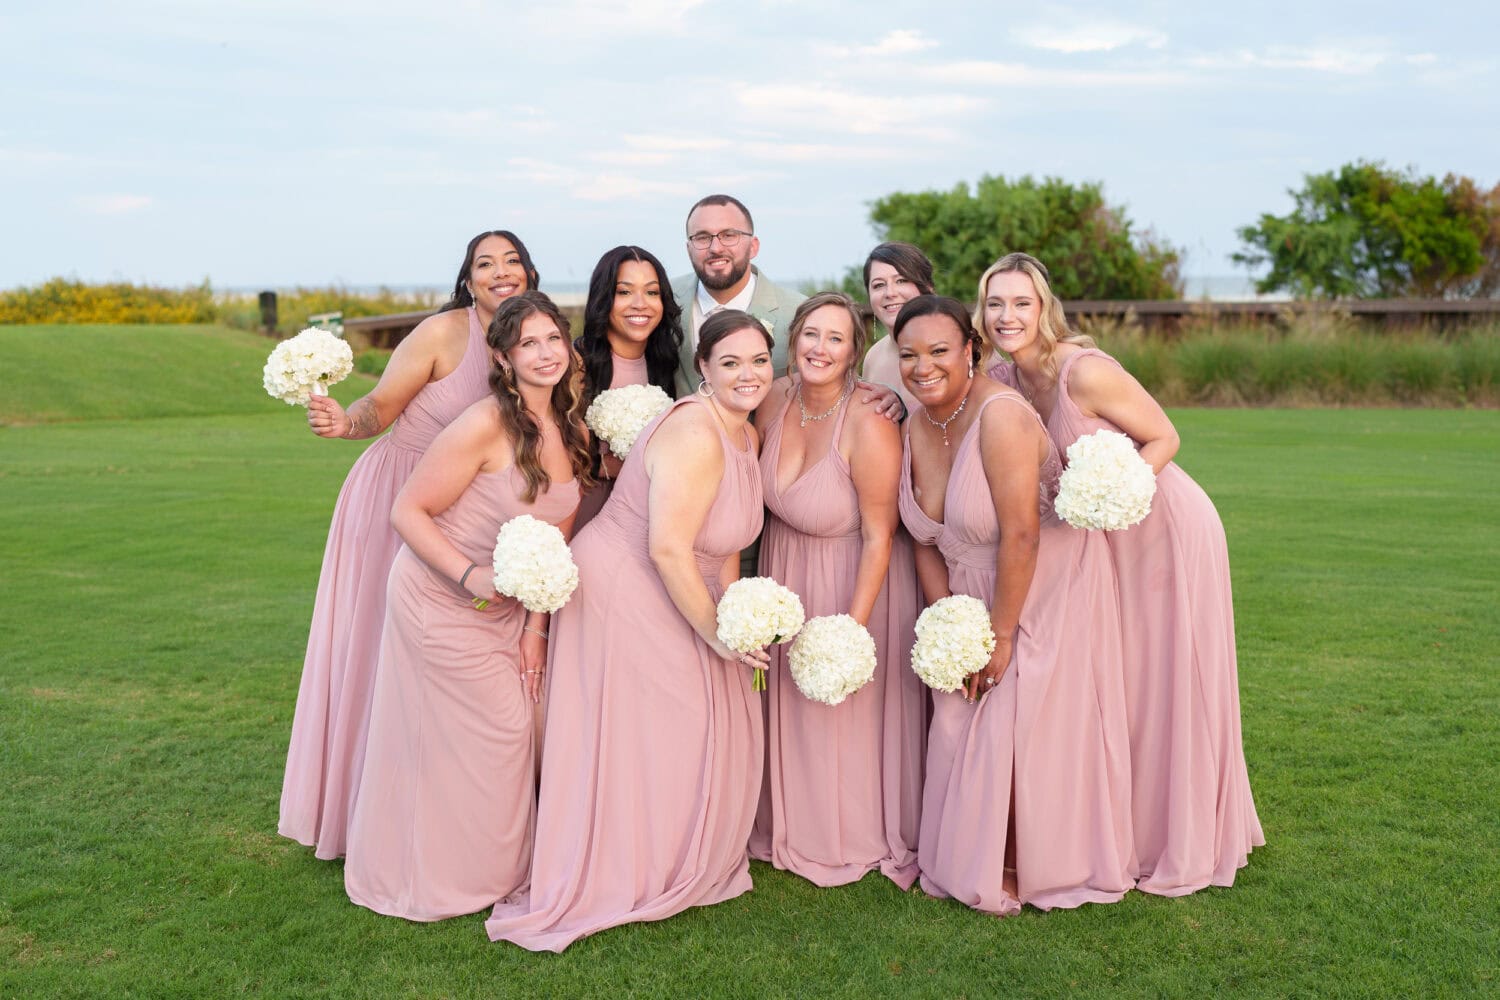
top-left (2, 325), bottom-right (1497, 997)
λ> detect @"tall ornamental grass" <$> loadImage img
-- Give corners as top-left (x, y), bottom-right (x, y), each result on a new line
top-left (1099, 323), bottom-right (1500, 407)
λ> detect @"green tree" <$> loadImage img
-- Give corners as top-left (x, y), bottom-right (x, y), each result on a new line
top-left (844, 174), bottom-right (1182, 300)
top-left (1234, 161), bottom-right (1492, 298)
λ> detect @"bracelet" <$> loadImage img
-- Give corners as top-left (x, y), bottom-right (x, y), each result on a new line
top-left (523, 625), bottom-right (549, 640)
top-left (458, 562), bottom-right (478, 588)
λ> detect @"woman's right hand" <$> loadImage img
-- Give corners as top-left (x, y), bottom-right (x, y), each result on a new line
top-left (599, 445), bottom-right (625, 480)
top-left (709, 639), bottom-right (770, 673)
top-left (307, 393), bottom-right (350, 439)
top-left (464, 568), bottom-right (500, 607)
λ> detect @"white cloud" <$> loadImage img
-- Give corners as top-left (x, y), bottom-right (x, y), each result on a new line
top-left (919, 59), bottom-right (1184, 89)
top-left (1189, 43), bottom-right (1394, 75)
top-left (505, 157), bottom-right (692, 201)
top-left (1010, 14), bottom-right (1167, 53)
top-left (75, 194), bottom-right (152, 215)
top-left (734, 83), bottom-right (983, 139)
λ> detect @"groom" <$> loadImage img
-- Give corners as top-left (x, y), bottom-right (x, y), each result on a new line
top-left (672, 194), bottom-right (805, 395)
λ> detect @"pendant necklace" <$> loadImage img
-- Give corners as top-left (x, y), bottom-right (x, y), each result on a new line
top-left (923, 392), bottom-right (969, 447)
top-left (797, 381), bottom-right (852, 427)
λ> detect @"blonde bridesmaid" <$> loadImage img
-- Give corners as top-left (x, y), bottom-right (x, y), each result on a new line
top-left (980, 252), bottom-right (1263, 895)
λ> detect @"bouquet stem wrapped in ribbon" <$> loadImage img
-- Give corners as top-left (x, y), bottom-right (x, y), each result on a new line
top-left (715, 577), bottom-right (804, 691)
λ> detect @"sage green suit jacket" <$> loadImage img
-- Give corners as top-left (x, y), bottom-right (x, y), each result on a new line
top-left (671, 266), bottom-right (805, 396)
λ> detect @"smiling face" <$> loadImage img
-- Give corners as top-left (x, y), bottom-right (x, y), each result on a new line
top-left (982, 270), bottom-right (1042, 359)
top-left (469, 235), bottom-right (529, 315)
top-left (499, 310), bottom-right (571, 391)
top-left (686, 202), bottom-right (758, 293)
top-left (897, 313), bottom-right (972, 412)
top-left (867, 260), bottom-right (921, 332)
top-left (700, 325), bottom-right (773, 414)
top-left (606, 258), bottom-right (663, 349)
top-left (793, 303), bottom-right (857, 389)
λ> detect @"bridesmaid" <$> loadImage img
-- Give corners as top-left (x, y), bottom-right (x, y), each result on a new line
top-left (894, 294), bottom-right (1134, 916)
top-left (486, 309), bottom-right (773, 952)
top-left (748, 292), bottom-right (924, 889)
top-left (280, 230), bottom-right (539, 859)
top-left (343, 291), bottom-right (589, 921)
top-left (859, 242), bottom-right (935, 415)
top-left (978, 252), bottom-right (1263, 895)
top-left (572, 245), bottom-right (683, 527)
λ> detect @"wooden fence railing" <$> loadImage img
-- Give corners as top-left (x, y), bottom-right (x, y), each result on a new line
top-left (328, 298), bottom-right (1500, 348)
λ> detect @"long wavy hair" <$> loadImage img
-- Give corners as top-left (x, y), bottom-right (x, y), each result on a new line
top-left (443, 230), bottom-right (541, 312)
top-left (486, 291), bottom-right (594, 501)
top-left (974, 252), bottom-right (1094, 382)
top-left (577, 245), bottom-right (682, 404)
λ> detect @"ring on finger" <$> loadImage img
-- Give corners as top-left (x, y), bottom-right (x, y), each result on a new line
top-left (985, 676), bottom-right (997, 687)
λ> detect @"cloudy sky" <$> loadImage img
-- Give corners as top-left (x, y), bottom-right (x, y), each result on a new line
top-left (4, 1), bottom-right (1496, 294)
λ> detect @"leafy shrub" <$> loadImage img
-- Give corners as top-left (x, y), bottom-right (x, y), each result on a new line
top-left (0, 278), bottom-right (218, 324)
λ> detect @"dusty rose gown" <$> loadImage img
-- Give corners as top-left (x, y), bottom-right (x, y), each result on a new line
top-left (486, 395), bottom-right (765, 952)
top-left (898, 390), bottom-right (1135, 916)
top-left (992, 350), bottom-right (1263, 894)
top-left (748, 393), bottom-right (924, 888)
top-left (574, 351), bottom-right (649, 529)
top-left (279, 306), bottom-right (492, 859)
top-left (343, 462), bottom-right (579, 921)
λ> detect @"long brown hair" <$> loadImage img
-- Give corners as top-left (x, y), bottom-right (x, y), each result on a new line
top-left (487, 291), bottom-right (594, 502)
top-left (974, 252), bottom-right (1095, 383)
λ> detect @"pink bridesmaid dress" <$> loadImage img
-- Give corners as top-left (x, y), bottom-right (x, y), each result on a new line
top-left (343, 463), bottom-right (580, 920)
top-left (897, 390), bottom-right (1135, 916)
top-left (573, 351), bottom-right (650, 529)
top-left (992, 350), bottom-right (1263, 895)
top-left (486, 395), bottom-right (765, 952)
top-left (279, 307), bottom-right (493, 859)
top-left (748, 392), bottom-right (924, 888)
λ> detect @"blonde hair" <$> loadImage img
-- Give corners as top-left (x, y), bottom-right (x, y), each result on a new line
top-left (974, 252), bottom-right (1094, 384)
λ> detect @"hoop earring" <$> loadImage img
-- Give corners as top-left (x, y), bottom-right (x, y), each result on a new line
top-left (697, 380), bottom-right (714, 397)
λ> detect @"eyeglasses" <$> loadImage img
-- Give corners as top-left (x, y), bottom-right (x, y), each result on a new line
top-left (687, 229), bottom-right (752, 250)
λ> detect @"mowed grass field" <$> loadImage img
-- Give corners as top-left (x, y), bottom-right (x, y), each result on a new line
top-left (2, 325), bottom-right (1497, 997)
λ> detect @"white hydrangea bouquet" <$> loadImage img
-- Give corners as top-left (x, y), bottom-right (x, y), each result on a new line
top-left (584, 384), bottom-right (672, 460)
top-left (262, 327), bottom-right (354, 406)
top-left (787, 614), bottom-right (877, 706)
top-left (910, 595), bottom-right (996, 693)
top-left (1053, 429), bottom-right (1156, 531)
top-left (475, 514), bottom-right (579, 614)
top-left (715, 576), bottom-right (805, 691)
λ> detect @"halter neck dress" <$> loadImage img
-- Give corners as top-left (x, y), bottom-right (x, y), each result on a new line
top-left (486, 395), bottom-right (766, 952)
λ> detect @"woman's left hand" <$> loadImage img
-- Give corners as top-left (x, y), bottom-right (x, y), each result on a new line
top-left (600, 445), bottom-right (624, 481)
top-left (519, 628), bottom-right (547, 704)
top-left (857, 379), bottom-right (906, 422)
top-left (965, 633), bottom-right (1014, 702)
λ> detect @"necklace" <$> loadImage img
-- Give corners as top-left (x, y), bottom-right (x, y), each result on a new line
top-left (797, 381), bottom-right (852, 427)
top-left (923, 391), bottom-right (969, 447)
